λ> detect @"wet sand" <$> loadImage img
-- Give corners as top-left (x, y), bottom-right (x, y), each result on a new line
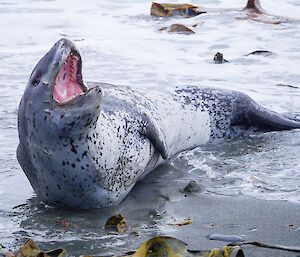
top-left (161, 193), bottom-right (300, 257)
top-left (114, 163), bottom-right (300, 257)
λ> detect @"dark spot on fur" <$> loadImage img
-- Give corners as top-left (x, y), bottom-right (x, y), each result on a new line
top-left (67, 121), bottom-right (75, 127)
top-left (70, 138), bottom-right (77, 154)
top-left (84, 118), bottom-right (92, 127)
top-left (82, 151), bottom-right (87, 158)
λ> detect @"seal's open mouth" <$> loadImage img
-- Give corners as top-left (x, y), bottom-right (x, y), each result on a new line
top-left (53, 51), bottom-right (86, 103)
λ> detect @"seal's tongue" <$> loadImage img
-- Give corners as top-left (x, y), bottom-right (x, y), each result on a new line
top-left (53, 53), bottom-right (84, 103)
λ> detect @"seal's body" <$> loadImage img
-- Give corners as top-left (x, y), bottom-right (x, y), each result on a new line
top-left (17, 39), bottom-right (300, 209)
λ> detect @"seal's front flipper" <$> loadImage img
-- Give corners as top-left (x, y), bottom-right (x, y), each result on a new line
top-left (140, 113), bottom-right (169, 160)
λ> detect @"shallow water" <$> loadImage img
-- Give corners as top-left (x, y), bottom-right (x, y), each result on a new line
top-left (0, 0), bottom-right (300, 255)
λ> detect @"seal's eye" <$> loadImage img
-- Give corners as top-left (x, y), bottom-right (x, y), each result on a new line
top-left (32, 73), bottom-right (41, 86)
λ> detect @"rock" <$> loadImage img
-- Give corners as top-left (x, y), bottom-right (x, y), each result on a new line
top-left (183, 180), bottom-right (202, 193)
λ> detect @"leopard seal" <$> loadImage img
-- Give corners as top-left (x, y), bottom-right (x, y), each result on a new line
top-left (17, 38), bottom-right (300, 209)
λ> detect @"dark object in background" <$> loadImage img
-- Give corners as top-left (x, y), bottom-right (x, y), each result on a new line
top-left (246, 50), bottom-right (275, 56)
top-left (151, 3), bottom-right (206, 17)
top-left (214, 52), bottom-right (229, 64)
top-left (159, 24), bottom-right (195, 35)
top-left (243, 0), bottom-right (264, 13)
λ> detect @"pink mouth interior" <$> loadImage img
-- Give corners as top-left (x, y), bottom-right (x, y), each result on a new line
top-left (53, 53), bottom-right (84, 103)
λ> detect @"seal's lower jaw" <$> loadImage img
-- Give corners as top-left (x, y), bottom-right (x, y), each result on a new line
top-left (53, 51), bottom-right (86, 104)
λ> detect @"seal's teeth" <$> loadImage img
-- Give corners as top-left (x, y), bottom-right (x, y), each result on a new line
top-left (53, 50), bottom-right (85, 103)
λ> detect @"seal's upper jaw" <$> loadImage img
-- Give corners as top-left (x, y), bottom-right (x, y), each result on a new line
top-left (52, 39), bottom-right (88, 104)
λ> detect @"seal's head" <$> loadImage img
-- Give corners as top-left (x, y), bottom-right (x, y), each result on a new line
top-left (32, 38), bottom-right (88, 104)
top-left (17, 39), bottom-right (105, 208)
top-left (18, 38), bottom-right (103, 139)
